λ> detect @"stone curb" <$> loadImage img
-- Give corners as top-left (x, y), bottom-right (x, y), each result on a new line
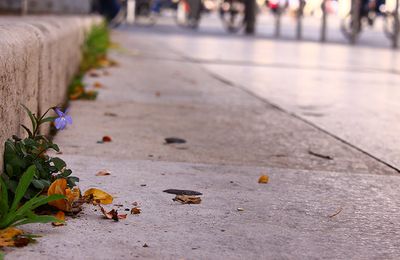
top-left (0, 15), bottom-right (102, 170)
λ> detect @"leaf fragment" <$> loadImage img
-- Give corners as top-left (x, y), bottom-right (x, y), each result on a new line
top-left (52, 211), bottom-right (65, 227)
top-left (131, 207), bottom-right (141, 214)
top-left (173, 195), bottom-right (201, 204)
top-left (93, 82), bottom-right (103, 88)
top-left (258, 175), bottom-right (269, 184)
top-left (102, 136), bottom-right (112, 142)
top-left (99, 206), bottom-right (126, 221)
top-left (96, 170), bottom-right (111, 176)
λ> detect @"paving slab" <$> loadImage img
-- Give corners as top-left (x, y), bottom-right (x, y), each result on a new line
top-left (7, 157), bottom-right (400, 260)
top-left (5, 29), bottom-right (400, 259)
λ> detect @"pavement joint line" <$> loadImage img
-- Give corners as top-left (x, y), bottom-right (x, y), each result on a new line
top-left (114, 37), bottom-right (400, 175)
top-left (205, 71), bottom-right (400, 175)
top-left (62, 154), bottom-right (400, 178)
top-left (127, 53), bottom-right (400, 76)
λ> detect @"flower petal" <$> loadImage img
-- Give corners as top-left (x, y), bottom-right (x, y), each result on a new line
top-left (55, 108), bottom-right (64, 117)
top-left (54, 117), bottom-right (62, 129)
top-left (65, 115), bottom-right (73, 125)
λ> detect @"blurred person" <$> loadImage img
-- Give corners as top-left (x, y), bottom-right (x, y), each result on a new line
top-left (92, 0), bottom-right (123, 22)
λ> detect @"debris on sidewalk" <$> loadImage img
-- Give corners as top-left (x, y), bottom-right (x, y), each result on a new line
top-left (173, 195), bottom-right (202, 204)
top-left (96, 170), bottom-right (112, 176)
top-left (104, 112), bottom-right (118, 117)
top-left (131, 207), bottom-right (141, 214)
top-left (99, 206), bottom-right (127, 221)
top-left (328, 207), bottom-right (343, 218)
top-left (164, 137), bottom-right (186, 144)
top-left (258, 175), bottom-right (269, 184)
top-left (237, 208), bottom-right (244, 212)
top-left (52, 211), bottom-right (66, 227)
top-left (102, 136), bottom-right (112, 142)
top-left (308, 150), bottom-right (333, 160)
top-left (163, 189), bottom-right (202, 196)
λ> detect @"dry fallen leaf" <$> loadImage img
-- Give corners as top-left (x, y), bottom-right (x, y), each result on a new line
top-left (102, 136), bottom-right (112, 142)
top-left (131, 207), bottom-right (141, 214)
top-left (132, 201), bottom-right (138, 206)
top-left (89, 71), bottom-right (100, 77)
top-left (96, 170), bottom-right (111, 176)
top-left (173, 195), bottom-right (201, 204)
top-left (155, 91), bottom-right (161, 97)
top-left (237, 208), bottom-right (244, 211)
top-left (258, 175), bottom-right (269, 184)
top-left (93, 82), bottom-right (103, 88)
top-left (52, 211), bottom-right (65, 227)
top-left (84, 188), bottom-right (113, 205)
top-left (48, 179), bottom-right (80, 212)
top-left (99, 206), bottom-right (126, 221)
top-left (0, 227), bottom-right (23, 247)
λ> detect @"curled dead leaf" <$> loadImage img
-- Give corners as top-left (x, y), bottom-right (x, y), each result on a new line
top-left (99, 206), bottom-right (126, 221)
top-left (131, 207), bottom-right (141, 214)
top-left (84, 188), bottom-right (113, 205)
top-left (48, 179), bottom-right (80, 212)
top-left (96, 170), bottom-right (111, 176)
top-left (173, 195), bottom-right (201, 204)
top-left (52, 211), bottom-right (65, 227)
top-left (258, 175), bottom-right (269, 184)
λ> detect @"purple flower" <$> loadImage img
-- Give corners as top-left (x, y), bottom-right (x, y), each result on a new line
top-left (54, 108), bottom-right (72, 130)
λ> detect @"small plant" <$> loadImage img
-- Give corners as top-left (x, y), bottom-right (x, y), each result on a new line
top-left (0, 165), bottom-right (64, 229)
top-left (68, 75), bottom-right (97, 101)
top-left (80, 23), bottom-right (110, 72)
top-left (3, 105), bottom-right (78, 199)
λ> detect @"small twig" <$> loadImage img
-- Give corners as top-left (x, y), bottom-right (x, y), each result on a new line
top-left (328, 207), bottom-right (343, 218)
top-left (308, 150), bottom-right (333, 160)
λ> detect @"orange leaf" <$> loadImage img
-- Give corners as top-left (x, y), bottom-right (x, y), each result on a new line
top-left (52, 211), bottom-right (65, 227)
top-left (258, 175), bottom-right (269, 184)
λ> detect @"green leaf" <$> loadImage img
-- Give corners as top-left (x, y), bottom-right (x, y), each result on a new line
top-left (31, 179), bottom-right (50, 190)
top-left (51, 157), bottom-right (66, 171)
top-left (10, 165), bottom-right (36, 212)
top-left (0, 177), bottom-right (9, 213)
top-left (21, 104), bottom-right (37, 133)
top-left (20, 124), bottom-right (33, 138)
top-left (39, 116), bottom-right (57, 124)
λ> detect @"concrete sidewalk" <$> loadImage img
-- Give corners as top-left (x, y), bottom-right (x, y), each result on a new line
top-left (7, 31), bottom-right (400, 259)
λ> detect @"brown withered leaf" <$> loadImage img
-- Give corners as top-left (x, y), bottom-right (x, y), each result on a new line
top-left (258, 175), bottom-right (269, 184)
top-left (173, 195), bottom-right (201, 204)
top-left (84, 188), bottom-right (113, 205)
top-left (89, 71), bottom-right (100, 77)
top-left (96, 170), bottom-right (111, 176)
top-left (99, 206), bottom-right (126, 221)
top-left (131, 207), bottom-right (141, 214)
top-left (52, 211), bottom-right (65, 227)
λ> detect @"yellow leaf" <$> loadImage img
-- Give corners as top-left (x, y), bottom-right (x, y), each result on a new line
top-left (0, 227), bottom-right (23, 247)
top-left (258, 175), bottom-right (269, 184)
top-left (84, 188), bottom-right (113, 205)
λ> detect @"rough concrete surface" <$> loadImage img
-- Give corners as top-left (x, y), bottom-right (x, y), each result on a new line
top-left (0, 15), bottom-right (101, 170)
top-left (5, 31), bottom-right (400, 259)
